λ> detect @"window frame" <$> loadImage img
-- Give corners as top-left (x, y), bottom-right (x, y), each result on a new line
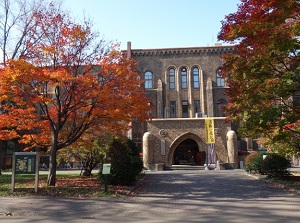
top-left (194, 100), bottom-right (200, 114)
top-left (170, 101), bottom-right (176, 118)
top-left (144, 71), bottom-right (153, 89)
top-left (192, 67), bottom-right (200, 89)
top-left (180, 67), bottom-right (187, 89)
top-left (169, 68), bottom-right (175, 90)
top-left (216, 69), bottom-right (225, 87)
top-left (182, 100), bottom-right (188, 118)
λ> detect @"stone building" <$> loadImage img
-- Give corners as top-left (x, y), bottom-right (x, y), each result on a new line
top-left (0, 42), bottom-right (241, 171)
top-left (125, 42), bottom-right (240, 170)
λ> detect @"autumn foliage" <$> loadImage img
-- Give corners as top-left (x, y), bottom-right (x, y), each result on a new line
top-left (0, 3), bottom-right (151, 185)
top-left (218, 0), bottom-right (300, 150)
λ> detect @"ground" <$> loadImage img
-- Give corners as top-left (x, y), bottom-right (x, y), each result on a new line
top-left (1, 171), bottom-right (299, 197)
top-left (0, 173), bottom-right (138, 197)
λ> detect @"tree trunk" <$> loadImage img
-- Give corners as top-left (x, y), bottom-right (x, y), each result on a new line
top-left (82, 168), bottom-right (92, 176)
top-left (82, 159), bottom-right (93, 176)
top-left (47, 146), bottom-right (57, 186)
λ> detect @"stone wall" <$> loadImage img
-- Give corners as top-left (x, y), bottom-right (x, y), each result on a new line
top-left (143, 118), bottom-right (233, 169)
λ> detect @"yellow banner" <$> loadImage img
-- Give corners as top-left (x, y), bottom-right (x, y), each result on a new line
top-left (205, 118), bottom-right (215, 144)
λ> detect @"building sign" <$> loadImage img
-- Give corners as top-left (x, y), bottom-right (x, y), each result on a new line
top-left (102, 163), bottom-right (111, 175)
top-left (12, 152), bottom-right (39, 193)
top-left (205, 118), bottom-right (215, 144)
top-left (15, 152), bottom-right (37, 174)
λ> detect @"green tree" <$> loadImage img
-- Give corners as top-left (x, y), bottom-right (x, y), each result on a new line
top-left (218, 0), bottom-right (300, 151)
top-left (99, 137), bottom-right (143, 186)
top-left (69, 133), bottom-right (112, 176)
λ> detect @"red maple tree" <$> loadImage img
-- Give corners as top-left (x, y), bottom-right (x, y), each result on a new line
top-left (0, 4), bottom-right (151, 186)
top-left (218, 0), bottom-right (300, 152)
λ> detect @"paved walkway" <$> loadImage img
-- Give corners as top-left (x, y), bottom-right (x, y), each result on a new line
top-left (0, 169), bottom-right (300, 222)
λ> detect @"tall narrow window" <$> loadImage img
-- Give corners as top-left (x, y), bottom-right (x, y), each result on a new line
top-left (170, 101), bottom-right (176, 118)
top-left (216, 69), bottom-right (225, 87)
top-left (181, 68), bottom-right (187, 89)
top-left (217, 99), bottom-right (227, 117)
top-left (192, 67), bottom-right (199, 89)
top-left (182, 100), bottom-right (188, 118)
top-left (194, 100), bottom-right (200, 116)
top-left (169, 68), bottom-right (175, 90)
top-left (144, 71), bottom-right (153, 89)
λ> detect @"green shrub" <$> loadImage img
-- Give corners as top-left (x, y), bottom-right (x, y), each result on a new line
top-left (127, 138), bottom-right (143, 176)
top-left (261, 153), bottom-right (290, 177)
top-left (127, 138), bottom-right (140, 157)
top-left (244, 151), bottom-right (266, 173)
top-left (98, 137), bottom-right (142, 186)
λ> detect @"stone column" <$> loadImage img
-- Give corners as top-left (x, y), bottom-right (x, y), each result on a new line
top-left (164, 71), bottom-right (170, 118)
top-left (157, 79), bottom-right (163, 118)
top-left (227, 130), bottom-right (238, 168)
top-left (206, 78), bottom-right (214, 117)
top-left (176, 69), bottom-right (181, 118)
top-left (143, 132), bottom-right (155, 170)
top-left (187, 68), bottom-right (193, 118)
top-left (200, 69), bottom-right (206, 116)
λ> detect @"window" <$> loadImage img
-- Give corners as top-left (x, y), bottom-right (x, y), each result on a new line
top-left (194, 100), bottom-right (200, 115)
top-left (216, 69), bottom-right (225, 87)
top-left (144, 71), bottom-right (153, 89)
top-left (217, 99), bottom-right (227, 117)
top-left (6, 141), bottom-right (15, 155)
top-left (181, 68), bottom-right (187, 89)
top-left (182, 100), bottom-right (188, 118)
top-left (169, 68), bottom-right (175, 90)
top-left (192, 67), bottom-right (199, 89)
top-left (170, 101), bottom-right (176, 118)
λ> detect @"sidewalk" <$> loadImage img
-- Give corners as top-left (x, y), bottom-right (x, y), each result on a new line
top-left (1, 169), bottom-right (300, 223)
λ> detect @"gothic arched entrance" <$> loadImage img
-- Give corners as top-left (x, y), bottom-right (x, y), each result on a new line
top-left (166, 132), bottom-right (206, 167)
top-left (173, 139), bottom-right (206, 165)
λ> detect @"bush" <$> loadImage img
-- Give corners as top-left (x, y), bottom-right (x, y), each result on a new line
top-left (98, 137), bottom-right (143, 186)
top-left (127, 138), bottom-right (143, 176)
top-left (261, 153), bottom-right (290, 177)
top-left (244, 151), bottom-right (267, 173)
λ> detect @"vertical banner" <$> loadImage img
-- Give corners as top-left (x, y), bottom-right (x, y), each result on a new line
top-left (205, 118), bottom-right (216, 169)
top-left (205, 118), bottom-right (215, 144)
top-left (206, 144), bottom-right (216, 167)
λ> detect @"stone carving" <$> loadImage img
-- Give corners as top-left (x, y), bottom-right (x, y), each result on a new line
top-left (159, 129), bottom-right (168, 137)
top-left (214, 128), bottom-right (220, 136)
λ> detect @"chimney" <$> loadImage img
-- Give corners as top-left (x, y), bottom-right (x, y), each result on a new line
top-left (127, 41), bottom-right (132, 58)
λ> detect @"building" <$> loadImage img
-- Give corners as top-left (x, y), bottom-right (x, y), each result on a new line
top-left (125, 42), bottom-right (242, 170)
top-left (0, 42), bottom-right (243, 171)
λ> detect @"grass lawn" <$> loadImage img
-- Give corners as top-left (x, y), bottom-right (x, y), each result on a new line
top-left (0, 173), bottom-right (138, 198)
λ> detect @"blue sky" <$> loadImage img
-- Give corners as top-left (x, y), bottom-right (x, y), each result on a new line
top-left (63, 0), bottom-right (241, 50)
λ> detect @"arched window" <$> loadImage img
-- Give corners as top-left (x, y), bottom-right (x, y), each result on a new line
top-left (144, 71), bottom-right (153, 89)
top-left (216, 69), bottom-right (225, 87)
top-left (169, 68), bottom-right (175, 90)
top-left (181, 67), bottom-right (187, 89)
top-left (192, 67), bottom-right (199, 89)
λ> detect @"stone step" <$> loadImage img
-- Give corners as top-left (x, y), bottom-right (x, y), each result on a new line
top-left (168, 165), bottom-right (205, 171)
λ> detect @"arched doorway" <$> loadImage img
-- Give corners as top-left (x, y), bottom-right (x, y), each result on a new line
top-left (166, 132), bottom-right (206, 168)
top-left (173, 139), bottom-right (206, 165)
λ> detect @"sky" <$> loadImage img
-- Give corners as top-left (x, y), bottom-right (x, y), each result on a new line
top-left (63, 0), bottom-right (241, 50)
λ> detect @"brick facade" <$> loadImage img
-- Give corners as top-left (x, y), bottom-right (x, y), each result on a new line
top-left (125, 42), bottom-right (239, 170)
